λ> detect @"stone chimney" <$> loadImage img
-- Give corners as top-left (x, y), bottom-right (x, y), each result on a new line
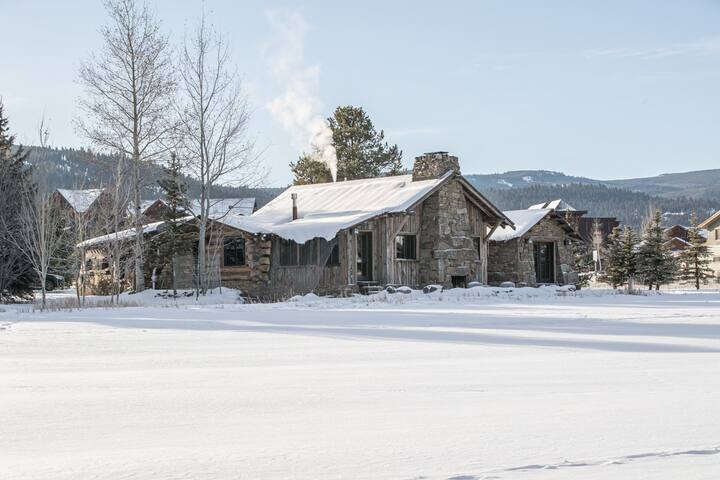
top-left (412, 151), bottom-right (460, 181)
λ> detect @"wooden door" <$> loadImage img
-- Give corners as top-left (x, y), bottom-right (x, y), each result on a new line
top-left (357, 232), bottom-right (373, 281)
top-left (534, 242), bottom-right (555, 284)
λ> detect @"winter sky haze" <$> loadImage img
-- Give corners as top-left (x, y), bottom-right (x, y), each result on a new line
top-left (2, 0), bottom-right (720, 185)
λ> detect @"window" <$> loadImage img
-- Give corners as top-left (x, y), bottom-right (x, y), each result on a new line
top-left (279, 239), bottom-right (298, 266)
top-left (223, 237), bottom-right (245, 266)
top-left (100, 258), bottom-right (110, 270)
top-left (320, 238), bottom-right (340, 266)
top-left (85, 259), bottom-right (93, 272)
top-left (716, 229), bottom-right (719, 241)
top-left (298, 241), bottom-right (317, 265)
top-left (395, 234), bottom-right (417, 260)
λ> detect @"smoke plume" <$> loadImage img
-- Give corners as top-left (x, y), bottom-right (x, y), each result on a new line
top-left (265, 9), bottom-right (337, 182)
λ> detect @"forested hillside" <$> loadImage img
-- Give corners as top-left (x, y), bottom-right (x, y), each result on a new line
top-left (24, 146), bottom-right (284, 207)
top-left (480, 183), bottom-right (720, 230)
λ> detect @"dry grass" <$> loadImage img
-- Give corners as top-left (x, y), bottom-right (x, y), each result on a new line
top-left (31, 297), bottom-right (140, 312)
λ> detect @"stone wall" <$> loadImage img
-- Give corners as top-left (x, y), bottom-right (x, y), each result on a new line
top-left (488, 216), bottom-right (579, 286)
top-left (418, 180), bottom-right (479, 287)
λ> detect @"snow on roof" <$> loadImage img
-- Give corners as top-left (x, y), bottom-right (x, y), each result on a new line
top-left (528, 199), bottom-right (576, 211)
top-left (186, 198), bottom-right (256, 217)
top-left (77, 217), bottom-right (194, 248)
top-left (216, 173), bottom-right (453, 244)
top-left (490, 209), bottom-right (553, 242)
top-left (699, 210), bottom-right (720, 230)
top-left (56, 188), bottom-right (105, 213)
top-left (137, 198), bottom-right (256, 217)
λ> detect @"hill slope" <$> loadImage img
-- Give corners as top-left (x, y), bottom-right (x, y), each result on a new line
top-left (467, 169), bottom-right (720, 201)
top-left (25, 146), bottom-right (284, 207)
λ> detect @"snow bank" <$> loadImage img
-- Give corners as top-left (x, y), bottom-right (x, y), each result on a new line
top-left (284, 284), bottom-right (615, 308)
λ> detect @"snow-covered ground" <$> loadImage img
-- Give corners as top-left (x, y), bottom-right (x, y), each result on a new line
top-left (2, 289), bottom-right (720, 479)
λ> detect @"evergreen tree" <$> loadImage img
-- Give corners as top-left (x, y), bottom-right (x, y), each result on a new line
top-left (678, 213), bottom-right (714, 290)
top-left (290, 105), bottom-right (403, 184)
top-left (290, 154), bottom-right (333, 185)
top-left (154, 153), bottom-right (190, 295)
top-left (0, 102), bottom-right (34, 300)
top-left (637, 211), bottom-right (677, 290)
top-left (572, 240), bottom-right (594, 288)
top-left (603, 226), bottom-right (639, 289)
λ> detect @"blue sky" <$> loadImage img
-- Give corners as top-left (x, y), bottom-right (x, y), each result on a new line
top-left (2, 0), bottom-right (720, 186)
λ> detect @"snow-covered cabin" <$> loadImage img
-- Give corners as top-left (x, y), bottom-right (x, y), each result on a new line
top-left (78, 152), bottom-right (512, 298)
top-left (487, 208), bottom-right (582, 286)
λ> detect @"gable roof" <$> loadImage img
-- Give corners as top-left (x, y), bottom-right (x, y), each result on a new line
top-left (217, 173), bottom-right (511, 244)
top-left (56, 188), bottom-right (105, 213)
top-left (699, 210), bottom-right (720, 230)
top-left (490, 208), bottom-right (581, 242)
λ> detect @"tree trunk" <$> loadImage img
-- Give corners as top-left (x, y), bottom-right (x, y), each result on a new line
top-left (133, 156), bottom-right (145, 292)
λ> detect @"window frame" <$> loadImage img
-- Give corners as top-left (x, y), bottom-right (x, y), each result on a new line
top-left (223, 236), bottom-right (246, 267)
top-left (395, 233), bottom-right (418, 260)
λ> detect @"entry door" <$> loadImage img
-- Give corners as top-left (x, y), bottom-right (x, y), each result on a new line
top-left (357, 232), bottom-right (373, 281)
top-left (534, 242), bottom-right (555, 284)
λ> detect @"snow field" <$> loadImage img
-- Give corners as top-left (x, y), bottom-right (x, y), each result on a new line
top-left (1, 291), bottom-right (720, 479)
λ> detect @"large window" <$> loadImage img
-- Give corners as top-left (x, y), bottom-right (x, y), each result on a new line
top-left (716, 229), bottom-right (719, 241)
top-left (279, 239), bottom-right (298, 266)
top-left (395, 234), bottom-right (417, 260)
top-left (280, 237), bottom-right (341, 266)
top-left (298, 241), bottom-right (317, 265)
top-left (320, 238), bottom-right (340, 266)
top-left (223, 237), bottom-right (246, 266)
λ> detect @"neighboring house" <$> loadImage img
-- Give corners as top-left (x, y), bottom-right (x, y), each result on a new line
top-left (53, 188), bottom-right (108, 218)
top-left (528, 198), bottom-right (619, 245)
top-left (79, 152), bottom-right (512, 298)
top-left (663, 224), bottom-right (706, 255)
top-left (141, 198), bottom-right (256, 222)
top-left (699, 211), bottom-right (720, 281)
top-left (487, 208), bottom-right (582, 286)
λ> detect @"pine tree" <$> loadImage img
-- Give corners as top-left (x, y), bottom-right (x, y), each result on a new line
top-left (603, 226), bottom-right (639, 289)
top-left (154, 153), bottom-right (190, 295)
top-left (679, 213), bottom-right (714, 290)
top-left (572, 240), bottom-right (594, 288)
top-left (290, 105), bottom-right (403, 184)
top-left (289, 154), bottom-right (333, 185)
top-left (637, 211), bottom-right (677, 290)
top-left (0, 102), bottom-right (34, 300)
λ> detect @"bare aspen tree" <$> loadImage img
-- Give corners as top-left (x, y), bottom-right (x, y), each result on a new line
top-left (9, 116), bottom-right (67, 310)
top-left (177, 11), bottom-right (263, 295)
top-left (77, 0), bottom-right (175, 292)
top-left (15, 160), bottom-right (67, 310)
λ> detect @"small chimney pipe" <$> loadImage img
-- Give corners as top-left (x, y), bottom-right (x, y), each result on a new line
top-left (291, 193), bottom-right (298, 220)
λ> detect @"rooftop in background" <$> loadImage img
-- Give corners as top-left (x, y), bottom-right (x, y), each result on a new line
top-left (55, 188), bottom-right (105, 214)
top-left (528, 199), bottom-right (577, 211)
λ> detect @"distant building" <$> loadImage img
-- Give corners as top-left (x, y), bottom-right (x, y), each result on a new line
top-left (53, 188), bottom-right (109, 217)
top-left (699, 212), bottom-right (720, 280)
